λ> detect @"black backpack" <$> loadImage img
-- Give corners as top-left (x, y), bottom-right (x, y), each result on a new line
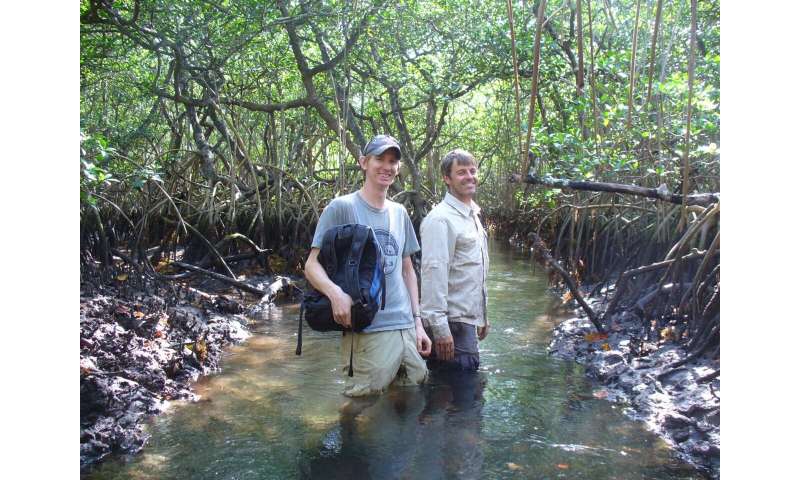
top-left (295, 223), bottom-right (386, 376)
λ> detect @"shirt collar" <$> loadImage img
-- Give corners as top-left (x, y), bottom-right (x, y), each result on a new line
top-left (443, 191), bottom-right (480, 218)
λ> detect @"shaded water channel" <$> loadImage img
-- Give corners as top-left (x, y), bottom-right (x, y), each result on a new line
top-left (86, 240), bottom-right (703, 479)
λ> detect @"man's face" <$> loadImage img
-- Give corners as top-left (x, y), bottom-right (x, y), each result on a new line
top-left (444, 161), bottom-right (478, 201)
top-left (360, 150), bottom-right (400, 189)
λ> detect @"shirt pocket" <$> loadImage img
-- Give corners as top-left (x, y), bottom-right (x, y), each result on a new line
top-left (455, 232), bottom-right (481, 265)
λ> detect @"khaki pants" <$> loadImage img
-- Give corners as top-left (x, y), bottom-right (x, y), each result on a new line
top-left (340, 327), bottom-right (428, 397)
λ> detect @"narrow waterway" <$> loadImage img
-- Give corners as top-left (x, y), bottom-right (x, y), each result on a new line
top-left (85, 240), bottom-right (703, 479)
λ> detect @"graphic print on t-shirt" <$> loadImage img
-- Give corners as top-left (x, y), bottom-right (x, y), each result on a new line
top-left (374, 229), bottom-right (399, 275)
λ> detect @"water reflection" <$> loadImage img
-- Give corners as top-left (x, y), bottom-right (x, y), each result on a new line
top-left (300, 369), bottom-right (487, 479)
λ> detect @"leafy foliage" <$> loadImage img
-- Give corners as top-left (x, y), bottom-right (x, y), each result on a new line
top-left (80, 0), bottom-right (719, 256)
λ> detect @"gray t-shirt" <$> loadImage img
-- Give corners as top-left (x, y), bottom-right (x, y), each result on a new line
top-left (311, 191), bottom-right (421, 333)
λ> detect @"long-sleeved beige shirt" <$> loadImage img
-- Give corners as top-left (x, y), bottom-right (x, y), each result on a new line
top-left (420, 192), bottom-right (489, 340)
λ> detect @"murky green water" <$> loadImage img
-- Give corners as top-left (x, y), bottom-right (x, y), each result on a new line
top-left (85, 240), bottom-right (703, 479)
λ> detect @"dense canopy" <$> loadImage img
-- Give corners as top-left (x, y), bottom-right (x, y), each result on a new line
top-left (81, 0), bottom-right (720, 259)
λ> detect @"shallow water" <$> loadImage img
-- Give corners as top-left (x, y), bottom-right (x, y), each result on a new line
top-left (85, 240), bottom-right (704, 479)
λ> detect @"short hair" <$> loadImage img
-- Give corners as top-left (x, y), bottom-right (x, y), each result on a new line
top-left (441, 149), bottom-right (477, 178)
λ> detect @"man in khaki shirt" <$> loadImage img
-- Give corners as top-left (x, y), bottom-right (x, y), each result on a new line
top-left (420, 149), bottom-right (489, 371)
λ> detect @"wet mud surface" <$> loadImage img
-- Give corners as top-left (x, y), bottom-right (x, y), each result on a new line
top-left (80, 274), bottom-right (296, 472)
top-left (549, 295), bottom-right (720, 478)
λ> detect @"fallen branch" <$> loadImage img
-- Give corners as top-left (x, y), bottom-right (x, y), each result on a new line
top-left (172, 261), bottom-right (266, 296)
top-left (509, 173), bottom-right (719, 206)
top-left (531, 234), bottom-right (604, 333)
top-left (258, 276), bottom-right (294, 305)
top-left (201, 251), bottom-right (260, 266)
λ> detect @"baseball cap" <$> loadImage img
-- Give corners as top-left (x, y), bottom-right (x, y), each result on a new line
top-left (363, 134), bottom-right (401, 159)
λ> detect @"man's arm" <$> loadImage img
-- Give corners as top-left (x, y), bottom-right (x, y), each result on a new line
top-left (420, 217), bottom-right (456, 360)
top-left (478, 226), bottom-right (490, 341)
top-left (304, 248), bottom-right (353, 328)
top-left (402, 256), bottom-right (431, 356)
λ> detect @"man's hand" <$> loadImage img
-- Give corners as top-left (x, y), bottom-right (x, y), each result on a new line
top-left (478, 324), bottom-right (490, 341)
top-left (329, 286), bottom-right (353, 328)
top-left (416, 323), bottom-right (432, 356)
top-left (434, 335), bottom-right (455, 361)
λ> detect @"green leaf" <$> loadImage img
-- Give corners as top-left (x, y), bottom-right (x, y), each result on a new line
top-left (81, 191), bottom-right (97, 206)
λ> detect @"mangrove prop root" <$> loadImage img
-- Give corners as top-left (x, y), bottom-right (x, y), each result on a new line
top-left (658, 318), bottom-right (719, 380)
top-left (531, 234), bottom-right (604, 333)
top-left (509, 173), bottom-right (719, 207)
top-left (603, 249), bottom-right (706, 322)
top-left (213, 233), bottom-right (270, 254)
top-left (181, 221), bottom-right (237, 279)
top-left (680, 231), bottom-right (720, 316)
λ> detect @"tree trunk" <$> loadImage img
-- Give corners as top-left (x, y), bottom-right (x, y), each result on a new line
top-left (506, 0), bottom-right (525, 167)
top-left (626, 0), bottom-right (642, 129)
top-left (644, 0), bottom-right (664, 109)
top-left (680, 0), bottom-right (698, 228)
top-left (523, 0), bottom-right (547, 175)
top-left (576, 0), bottom-right (589, 140)
top-left (586, 0), bottom-right (600, 148)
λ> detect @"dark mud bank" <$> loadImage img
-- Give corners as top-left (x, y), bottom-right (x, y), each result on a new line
top-left (549, 301), bottom-right (720, 478)
top-left (79, 275), bottom-right (295, 471)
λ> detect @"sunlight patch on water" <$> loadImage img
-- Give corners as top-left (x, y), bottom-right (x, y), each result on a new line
top-left (129, 453), bottom-right (167, 478)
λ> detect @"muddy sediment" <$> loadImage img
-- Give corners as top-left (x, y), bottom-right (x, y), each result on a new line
top-left (79, 275), bottom-right (295, 471)
top-left (548, 293), bottom-right (720, 478)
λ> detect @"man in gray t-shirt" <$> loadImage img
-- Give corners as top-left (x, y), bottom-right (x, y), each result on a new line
top-left (304, 134), bottom-right (431, 397)
top-left (311, 191), bottom-right (420, 333)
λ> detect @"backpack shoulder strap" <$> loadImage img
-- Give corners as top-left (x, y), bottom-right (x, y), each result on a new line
top-left (368, 228), bottom-right (387, 309)
top-left (345, 225), bottom-right (370, 299)
top-left (295, 303), bottom-right (304, 355)
top-left (320, 225), bottom-right (341, 277)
